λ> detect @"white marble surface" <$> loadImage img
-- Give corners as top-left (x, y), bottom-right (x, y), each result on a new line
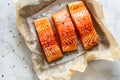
top-left (0, 0), bottom-right (120, 80)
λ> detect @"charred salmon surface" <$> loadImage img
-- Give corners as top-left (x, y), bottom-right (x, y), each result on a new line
top-left (52, 9), bottom-right (78, 52)
top-left (68, 1), bottom-right (98, 50)
top-left (33, 17), bottom-right (63, 63)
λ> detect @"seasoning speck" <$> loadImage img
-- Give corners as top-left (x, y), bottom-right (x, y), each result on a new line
top-left (19, 41), bottom-right (22, 44)
top-left (66, 54), bottom-right (68, 56)
top-left (23, 57), bottom-right (25, 60)
top-left (25, 66), bottom-right (27, 69)
top-left (13, 49), bottom-right (15, 52)
top-left (41, 14), bottom-right (43, 17)
top-left (8, 3), bottom-right (10, 5)
top-left (54, 62), bottom-right (57, 65)
top-left (10, 30), bottom-right (12, 32)
top-left (59, 3), bottom-right (61, 6)
top-left (13, 65), bottom-right (15, 68)
top-left (19, 33), bottom-right (21, 36)
top-left (2, 75), bottom-right (4, 77)
top-left (2, 55), bottom-right (4, 57)
top-left (13, 36), bottom-right (15, 38)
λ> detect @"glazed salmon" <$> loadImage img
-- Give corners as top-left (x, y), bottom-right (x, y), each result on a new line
top-left (33, 17), bottom-right (63, 63)
top-left (68, 1), bottom-right (98, 50)
top-left (52, 9), bottom-right (78, 52)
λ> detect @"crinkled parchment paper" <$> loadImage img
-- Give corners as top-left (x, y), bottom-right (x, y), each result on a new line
top-left (15, 0), bottom-right (120, 80)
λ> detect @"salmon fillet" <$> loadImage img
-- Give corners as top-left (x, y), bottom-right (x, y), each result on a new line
top-left (33, 17), bottom-right (63, 63)
top-left (68, 1), bottom-right (98, 50)
top-left (52, 9), bottom-right (78, 52)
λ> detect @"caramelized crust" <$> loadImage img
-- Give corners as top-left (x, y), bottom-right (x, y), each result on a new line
top-left (34, 17), bottom-right (63, 63)
top-left (68, 1), bottom-right (98, 50)
top-left (52, 9), bottom-right (78, 52)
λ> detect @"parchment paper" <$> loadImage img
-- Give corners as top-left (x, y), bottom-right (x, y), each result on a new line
top-left (15, 0), bottom-right (120, 80)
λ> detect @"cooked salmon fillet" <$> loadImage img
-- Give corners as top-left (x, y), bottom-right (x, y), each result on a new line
top-left (52, 9), bottom-right (78, 52)
top-left (33, 17), bottom-right (63, 63)
top-left (68, 1), bottom-right (98, 50)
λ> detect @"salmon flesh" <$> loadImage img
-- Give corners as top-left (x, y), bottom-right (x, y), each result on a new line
top-left (34, 17), bottom-right (63, 63)
top-left (68, 1), bottom-right (98, 50)
top-left (52, 9), bottom-right (78, 52)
